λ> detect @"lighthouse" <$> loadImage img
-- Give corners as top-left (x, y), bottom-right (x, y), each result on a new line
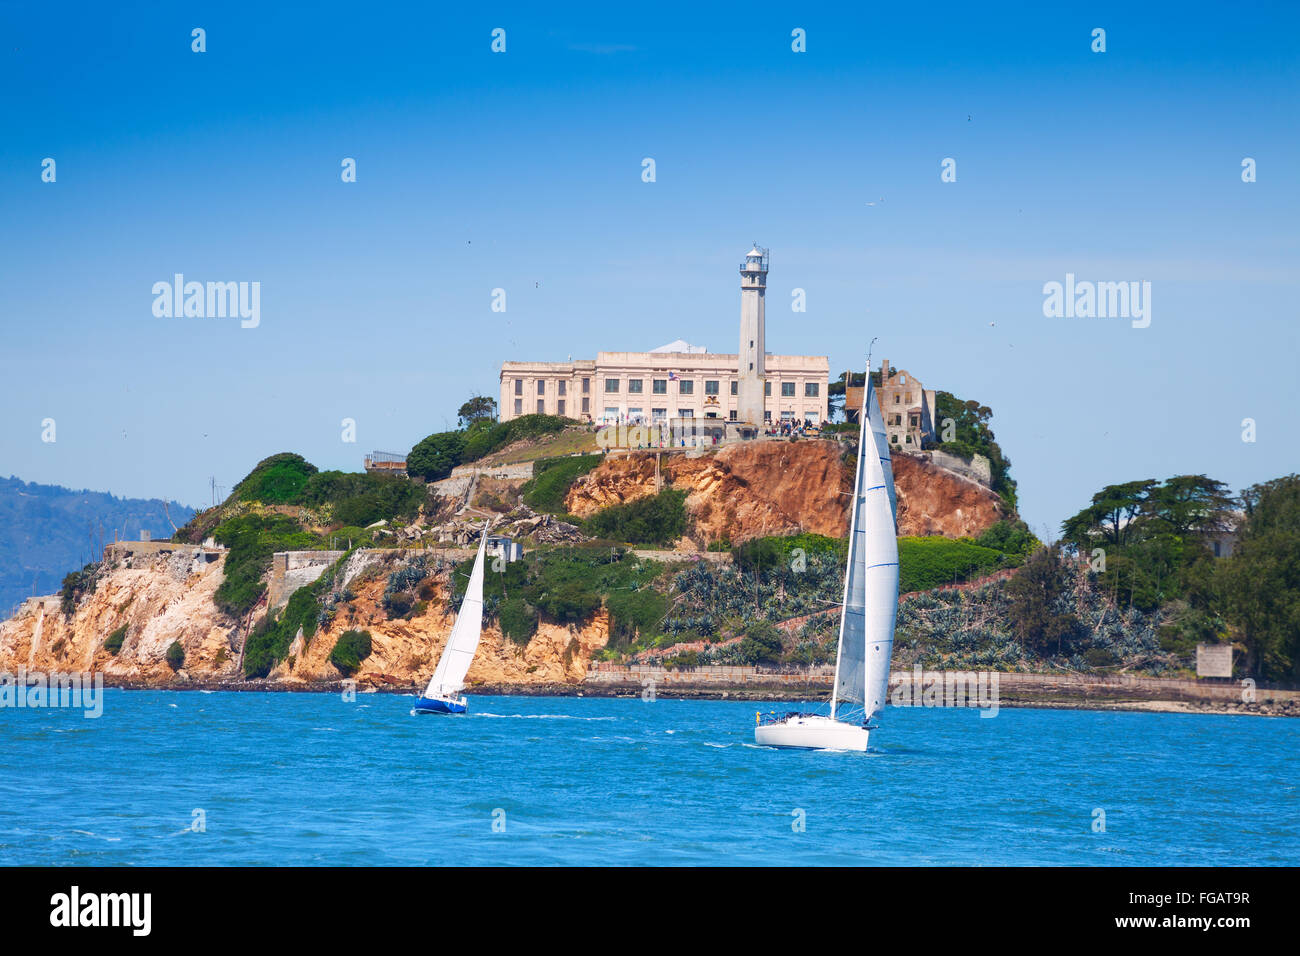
top-left (736, 244), bottom-right (769, 428)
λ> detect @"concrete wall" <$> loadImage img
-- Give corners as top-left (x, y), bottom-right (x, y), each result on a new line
top-left (926, 450), bottom-right (993, 487)
top-left (267, 550), bottom-right (346, 613)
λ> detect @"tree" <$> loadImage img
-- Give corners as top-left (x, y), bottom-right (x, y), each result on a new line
top-left (1217, 475), bottom-right (1300, 681)
top-left (1144, 475), bottom-right (1237, 539)
top-left (934, 391), bottom-right (1018, 506)
top-left (406, 430), bottom-right (466, 482)
top-left (738, 621), bottom-right (784, 665)
top-left (1005, 545), bottom-right (1078, 656)
top-left (457, 395), bottom-right (498, 428)
top-left (1061, 479), bottom-right (1157, 549)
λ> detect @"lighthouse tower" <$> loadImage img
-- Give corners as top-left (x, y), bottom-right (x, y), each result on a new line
top-left (736, 244), bottom-right (769, 428)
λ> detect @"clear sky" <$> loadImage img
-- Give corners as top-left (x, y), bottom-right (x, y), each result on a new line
top-left (2, 1), bottom-right (1297, 540)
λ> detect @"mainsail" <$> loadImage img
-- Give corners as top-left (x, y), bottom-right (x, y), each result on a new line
top-left (831, 372), bottom-right (899, 719)
top-left (423, 530), bottom-right (488, 700)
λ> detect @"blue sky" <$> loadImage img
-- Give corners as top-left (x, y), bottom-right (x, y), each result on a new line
top-left (2, 1), bottom-right (1297, 538)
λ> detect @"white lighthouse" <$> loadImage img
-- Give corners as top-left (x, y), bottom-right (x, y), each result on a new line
top-left (736, 244), bottom-right (769, 428)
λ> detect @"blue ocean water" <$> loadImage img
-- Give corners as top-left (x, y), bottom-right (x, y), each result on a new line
top-left (1, 690), bottom-right (1296, 866)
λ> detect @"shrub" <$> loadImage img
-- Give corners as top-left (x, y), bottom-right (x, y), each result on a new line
top-left (522, 454), bottom-right (602, 514)
top-left (737, 621), bottom-right (784, 665)
top-left (213, 513), bottom-right (319, 617)
top-left (165, 641), bottom-right (185, 670)
top-left (584, 490), bottom-right (687, 546)
top-left (104, 625), bottom-right (127, 655)
top-left (232, 453), bottom-right (318, 504)
top-left (898, 536), bottom-right (1008, 592)
top-left (499, 596), bottom-right (538, 645)
top-left (329, 629), bottom-right (373, 675)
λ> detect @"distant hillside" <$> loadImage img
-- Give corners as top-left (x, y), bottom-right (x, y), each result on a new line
top-left (0, 476), bottom-right (195, 613)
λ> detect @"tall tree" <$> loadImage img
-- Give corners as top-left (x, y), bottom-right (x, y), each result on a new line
top-left (1144, 475), bottom-right (1238, 539)
top-left (1006, 544), bottom-right (1078, 656)
top-left (1061, 479), bottom-right (1158, 549)
top-left (1217, 475), bottom-right (1300, 680)
top-left (457, 395), bottom-right (498, 428)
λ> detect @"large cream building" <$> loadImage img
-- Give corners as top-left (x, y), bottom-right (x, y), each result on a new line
top-left (499, 247), bottom-right (829, 428)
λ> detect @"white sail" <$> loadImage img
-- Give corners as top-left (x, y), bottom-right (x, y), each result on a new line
top-left (423, 530), bottom-right (488, 699)
top-left (831, 372), bottom-right (899, 719)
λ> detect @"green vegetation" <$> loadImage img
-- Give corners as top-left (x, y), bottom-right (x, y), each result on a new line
top-left (973, 518), bottom-right (1039, 562)
top-left (1005, 545), bottom-right (1078, 656)
top-left (457, 395), bottom-right (498, 428)
top-left (898, 536), bottom-right (1010, 592)
top-left (104, 624), bottom-right (127, 655)
top-left (521, 454), bottom-right (602, 515)
top-left (1216, 475), bottom-right (1300, 681)
top-left (165, 641), bottom-right (185, 670)
top-left (231, 453), bottom-right (318, 504)
top-left (407, 414), bottom-right (573, 482)
top-left (59, 563), bottom-right (100, 617)
top-left (295, 471), bottom-right (424, 526)
top-left (584, 489), bottom-right (686, 546)
top-left (213, 513), bottom-right (318, 617)
top-left (933, 391), bottom-right (1018, 508)
top-left (737, 620), bottom-right (784, 664)
top-left (456, 545), bottom-right (669, 650)
top-left (329, 629), bottom-right (373, 675)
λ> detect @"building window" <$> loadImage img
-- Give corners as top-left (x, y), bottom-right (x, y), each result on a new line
top-left (652, 379), bottom-right (667, 394)
top-left (537, 379), bottom-right (545, 394)
top-left (804, 382), bottom-right (819, 397)
top-left (558, 380), bottom-right (566, 396)
top-left (730, 381), bottom-right (738, 395)
top-left (895, 395), bottom-right (900, 404)
top-left (603, 407), bottom-right (619, 423)
top-left (1213, 541), bottom-right (1221, 558)
top-left (605, 378), bottom-right (619, 393)
top-left (905, 392), bottom-right (912, 403)
top-left (677, 408), bottom-right (694, 418)
top-left (728, 410), bottom-right (737, 421)
top-left (514, 379), bottom-right (522, 396)
top-left (764, 381), bottom-right (771, 396)
top-left (629, 379), bottom-right (643, 394)
top-left (582, 377), bottom-right (590, 394)
top-left (558, 400), bottom-right (565, 415)
top-left (679, 380), bottom-right (694, 395)
top-left (900, 375), bottom-right (907, 385)
top-left (652, 408), bottom-right (667, 422)
top-left (705, 380), bottom-right (719, 395)
top-left (763, 410), bottom-right (771, 422)
top-left (906, 434), bottom-right (913, 444)
top-left (514, 399), bottom-right (522, 415)
top-left (628, 407), bottom-right (644, 423)
top-left (537, 399), bottom-right (545, 414)
top-left (581, 397), bottom-right (590, 414)
top-left (781, 411), bottom-right (795, 421)
top-left (781, 382), bottom-right (795, 397)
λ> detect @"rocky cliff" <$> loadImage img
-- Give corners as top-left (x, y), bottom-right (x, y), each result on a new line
top-left (564, 439), bottom-right (1005, 544)
top-left (0, 549), bottom-right (608, 690)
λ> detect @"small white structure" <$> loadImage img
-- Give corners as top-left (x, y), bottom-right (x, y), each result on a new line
top-left (485, 535), bottom-right (523, 564)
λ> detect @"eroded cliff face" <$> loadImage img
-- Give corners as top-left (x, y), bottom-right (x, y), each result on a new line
top-left (0, 551), bottom-right (608, 690)
top-left (0, 551), bottom-right (241, 682)
top-left (891, 453), bottom-right (1006, 538)
top-left (564, 440), bottom-right (1005, 543)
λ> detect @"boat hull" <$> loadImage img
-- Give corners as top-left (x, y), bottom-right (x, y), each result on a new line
top-left (414, 696), bottom-right (468, 715)
top-left (755, 715), bottom-right (870, 751)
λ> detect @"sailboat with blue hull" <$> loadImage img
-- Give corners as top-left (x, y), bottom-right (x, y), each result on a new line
top-left (415, 529), bottom-right (488, 716)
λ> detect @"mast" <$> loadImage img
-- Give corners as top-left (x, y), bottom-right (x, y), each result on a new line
top-left (831, 362), bottom-right (870, 721)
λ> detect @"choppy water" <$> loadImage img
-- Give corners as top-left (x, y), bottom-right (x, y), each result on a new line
top-left (1, 690), bottom-right (1295, 865)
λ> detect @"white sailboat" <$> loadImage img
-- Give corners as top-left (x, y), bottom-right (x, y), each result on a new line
top-left (755, 366), bottom-right (898, 751)
top-left (415, 528), bottom-right (488, 715)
